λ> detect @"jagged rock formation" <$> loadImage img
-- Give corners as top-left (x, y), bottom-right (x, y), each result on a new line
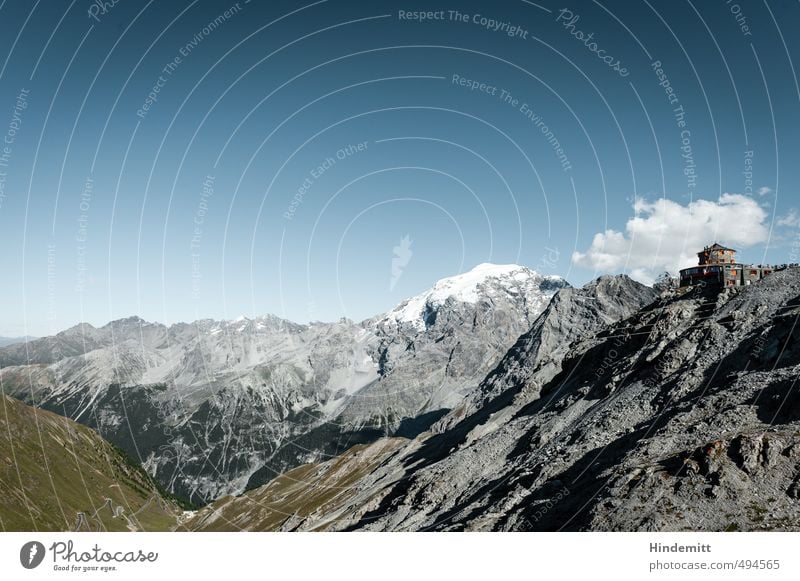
top-left (0, 264), bottom-right (565, 505)
top-left (187, 269), bottom-right (800, 531)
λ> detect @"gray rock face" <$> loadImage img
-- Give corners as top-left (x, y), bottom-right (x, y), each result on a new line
top-left (435, 275), bottom-right (658, 433)
top-left (220, 269), bottom-right (799, 532)
top-left (0, 264), bottom-right (565, 505)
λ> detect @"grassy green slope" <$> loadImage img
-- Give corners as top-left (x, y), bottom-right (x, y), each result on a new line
top-left (0, 394), bottom-right (181, 532)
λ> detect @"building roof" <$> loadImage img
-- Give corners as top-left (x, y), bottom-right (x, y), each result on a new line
top-left (700, 242), bottom-right (736, 252)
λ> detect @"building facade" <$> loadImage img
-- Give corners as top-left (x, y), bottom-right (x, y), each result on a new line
top-left (697, 243), bottom-right (736, 266)
top-left (679, 243), bottom-right (778, 288)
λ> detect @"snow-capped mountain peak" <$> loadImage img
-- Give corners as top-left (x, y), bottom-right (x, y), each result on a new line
top-left (386, 263), bottom-right (569, 329)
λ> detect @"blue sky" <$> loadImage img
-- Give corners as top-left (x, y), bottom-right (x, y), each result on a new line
top-left (0, 0), bottom-right (798, 336)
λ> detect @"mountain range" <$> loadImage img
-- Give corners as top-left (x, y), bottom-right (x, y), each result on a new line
top-left (0, 336), bottom-right (36, 348)
top-left (0, 263), bottom-right (567, 505)
top-left (3, 263), bottom-right (799, 531)
top-left (184, 268), bottom-right (800, 531)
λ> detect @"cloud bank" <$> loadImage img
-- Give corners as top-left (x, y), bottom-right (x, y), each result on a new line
top-left (572, 194), bottom-right (769, 284)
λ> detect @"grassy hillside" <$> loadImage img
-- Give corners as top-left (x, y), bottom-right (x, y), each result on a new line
top-left (183, 438), bottom-right (407, 531)
top-left (0, 394), bottom-right (181, 531)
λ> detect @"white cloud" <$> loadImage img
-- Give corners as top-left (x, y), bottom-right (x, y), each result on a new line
top-left (757, 186), bottom-right (772, 196)
top-left (572, 194), bottom-right (769, 283)
top-left (777, 208), bottom-right (800, 228)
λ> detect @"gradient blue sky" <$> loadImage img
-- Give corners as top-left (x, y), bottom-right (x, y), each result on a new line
top-left (0, 0), bottom-right (798, 336)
